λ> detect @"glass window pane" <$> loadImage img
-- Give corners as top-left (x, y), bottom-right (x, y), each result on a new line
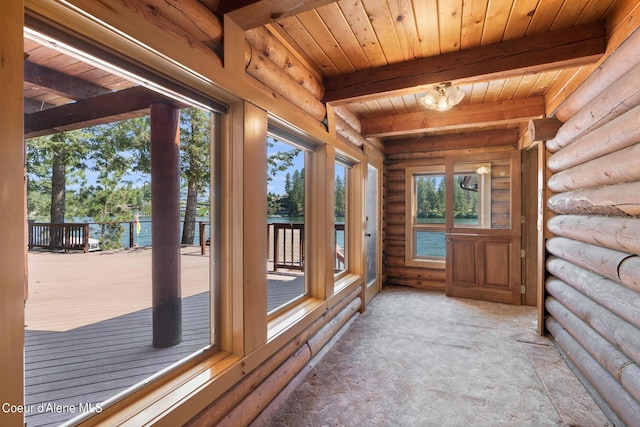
top-left (334, 163), bottom-right (346, 274)
top-left (454, 161), bottom-right (511, 229)
top-left (415, 231), bottom-right (446, 258)
top-left (267, 137), bottom-right (306, 314)
top-left (25, 106), bottom-right (214, 426)
top-left (414, 174), bottom-right (446, 224)
top-left (366, 164), bottom-right (378, 287)
top-left (454, 173), bottom-right (480, 226)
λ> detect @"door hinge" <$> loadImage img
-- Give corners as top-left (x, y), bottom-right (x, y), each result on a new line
top-left (521, 215), bottom-right (526, 224)
top-left (521, 285), bottom-right (526, 294)
top-left (520, 249), bottom-right (526, 258)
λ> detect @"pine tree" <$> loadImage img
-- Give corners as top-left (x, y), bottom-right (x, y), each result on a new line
top-left (335, 175), bottom-right (345, 218)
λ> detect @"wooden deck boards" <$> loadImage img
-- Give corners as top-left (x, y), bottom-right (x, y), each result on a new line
top-left (25, 248), bottom-right (304, 427)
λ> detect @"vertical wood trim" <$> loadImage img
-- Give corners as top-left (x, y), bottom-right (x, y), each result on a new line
top-left (210, 112), bottom-right (223, 349)
top-left (521, 149), bottom-right (539, 306)
top-left (223, 15), bottom-right (246, 72)
top-left (243, 102), bottom-right (268, 353)
top-left (445, 157), bottom-right (455, 232)
top-left (404, 167), bottom-right (413, 266)
top-left (349, 161), bottom-right (364, 278)
top-left (511, 150), bottom-right (523, 305)
top-left (223, 102), bottom-right (246, 354)
top-left (323, 145), bottom-right (336, 299)
top-left (0, 1), bottom-right (25, 423)
top-left (306, 144), bottom-right (329, 300)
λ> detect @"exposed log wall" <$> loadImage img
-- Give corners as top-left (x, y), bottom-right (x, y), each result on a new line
top-left (544, 28), bottom-right (640, 424)
top-left (124, 2), bottom-right (330, 125)
top-left (187, 288), bottom-right (361, 426)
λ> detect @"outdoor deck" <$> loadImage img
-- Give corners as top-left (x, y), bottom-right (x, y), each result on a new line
top-left (25, 247), bottom-right (304, 427)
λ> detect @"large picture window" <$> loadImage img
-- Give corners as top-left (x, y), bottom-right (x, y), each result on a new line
top-left (266, 128), bottom-right (316, 316)
top-left (22, 27), bottom-right (224, 426)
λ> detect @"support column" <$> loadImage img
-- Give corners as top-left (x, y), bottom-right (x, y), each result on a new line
top-left (150, 102), bottom-right (182, 348)
top-left (0, 1), bottom-right (25, 424)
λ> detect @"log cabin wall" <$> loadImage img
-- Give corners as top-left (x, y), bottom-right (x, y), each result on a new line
top-left (543, 26), bottom-right (640, 425)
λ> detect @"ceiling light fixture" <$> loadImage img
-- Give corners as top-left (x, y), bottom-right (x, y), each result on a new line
top-left (420, 83), bottom-right (464, 111)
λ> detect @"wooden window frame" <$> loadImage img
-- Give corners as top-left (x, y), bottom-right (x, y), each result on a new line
top-left (19, 2), bottom-right (370, 425)
top-left (405, 165), bottom-right (447, 269)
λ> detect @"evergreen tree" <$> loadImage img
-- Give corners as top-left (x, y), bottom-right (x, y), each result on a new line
top-left (27, 130), bottom-right (92, 223)
top-left (180, 107), bottom-right (210, 245)
top-left (284, 172), bottom-right (292, 194)
top-left (288, 169), bottom-right (304, 216)
top-left (335, 175), bottom-right (345, 218)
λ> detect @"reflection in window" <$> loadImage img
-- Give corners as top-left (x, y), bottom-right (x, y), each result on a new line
top-left (334, 162), bottom-right (347, 275)
top-left (266, 136), bottom-right (307, 314)
top-left (453, 162), bottom-right (491, 228)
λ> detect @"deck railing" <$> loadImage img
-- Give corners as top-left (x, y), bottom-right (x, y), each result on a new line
top-left (272, 223), bottom-right (305, 271)
top-left (267, 223), bottom-right (345, 272)
top-left (28, 222), bottom-right (92, 253)
top-left (27, 220), bottom-right (345, 271)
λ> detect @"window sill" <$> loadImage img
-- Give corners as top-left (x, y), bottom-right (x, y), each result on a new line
top-left (405, 258), bottom-right (446, 269)
top-left (76, 349), bottom-right (243, 426)
top-left (334, 272), bottom-right (362, 293)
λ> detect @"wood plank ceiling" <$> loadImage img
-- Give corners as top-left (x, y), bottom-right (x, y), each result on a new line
top-left (214, 0), bottom-right (618, 141)
top-left (24, 0), bottom-right (622, 142)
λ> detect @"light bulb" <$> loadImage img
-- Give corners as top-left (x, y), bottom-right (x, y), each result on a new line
top-left (421, 90), bottom-right (439, 108)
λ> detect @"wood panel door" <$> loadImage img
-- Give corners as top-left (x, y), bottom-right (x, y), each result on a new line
top-left (446, 234), bottom-right (521, 304)
top-left (445, 151), bottom-right (522, 305)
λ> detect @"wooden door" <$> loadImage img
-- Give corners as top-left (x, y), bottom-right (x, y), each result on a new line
top-left (446, 234), bottom-right (521, 304)
top-left (445, 151), bottom-right (522, 305)
top-left (364, 155), bottom-right (382, 305)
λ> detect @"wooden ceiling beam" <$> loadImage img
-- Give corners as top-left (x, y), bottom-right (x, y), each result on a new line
top-left (324, 21), bottom-right (607, 104)
top-left (219, 0), bottom-right (338, 30)
top-left (24, 61), bottom-right (111, 100)
top-left (384, 129), bottom-right (521, 155)
top-left (518, 118), bottom-right (563, 150)
top-left (361, 97), bottom-right (545, 138)
top-left (24, 86), bottom-right (177, 138)
top-left (24, 98), bottom-right (56, 114)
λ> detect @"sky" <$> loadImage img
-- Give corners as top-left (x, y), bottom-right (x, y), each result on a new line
top-left (267, 138), bottom-right (305, 195)
top-left (76, 138), bottom-right (309, 196)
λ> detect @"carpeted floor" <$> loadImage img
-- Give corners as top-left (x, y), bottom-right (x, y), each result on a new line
top-left (255, 285), bottom-right (610, 427)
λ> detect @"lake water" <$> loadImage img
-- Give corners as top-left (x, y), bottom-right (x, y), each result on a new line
top-left (95, 216), bottom-right (345, 249)
top-left (87, 217), bottom-right (210, 248)
top-left (415, 218), bottom-right (478, 258)
top-left (99, 216), bottom-right (472, 258)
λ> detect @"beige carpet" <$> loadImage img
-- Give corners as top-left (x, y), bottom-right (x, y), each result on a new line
top-left (255, 285), bottom-right (610, 427)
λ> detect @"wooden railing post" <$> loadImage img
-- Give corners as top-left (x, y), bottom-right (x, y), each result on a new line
top-left (83, 223), bottom-right (89, 253)
top-left (273, 223), bottom-right (280, 272)
top-left (199, 221), bottom-right (206, 255)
